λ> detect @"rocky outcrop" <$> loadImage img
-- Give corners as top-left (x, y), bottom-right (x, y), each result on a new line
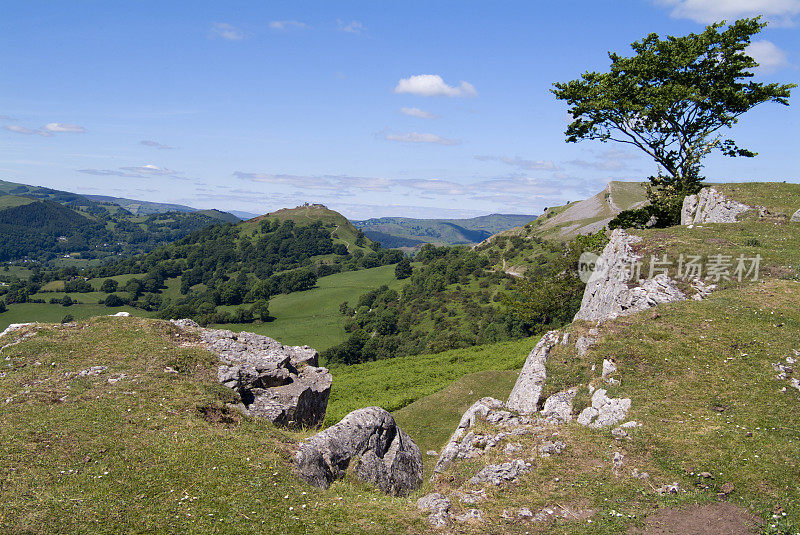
top-left (541, 388), bottom-right (576, 422)
top-left (574, 230), bottom-right (686, 323)
top-left (577, 389), bottom-right (631, 428)
top-left (507, 330), bottom-right (561, 413)
top-left (433, 397), bottom-right (531, 476)
top-left (170, 319), bottom-right (331, 428)
top-left (681, 187), bottom-right (751, 225)
top-left (468, 459), bottom-right (532, 486)
top-left (417, 493), bottom-right (451, 526)
top-left (792, 208), bottom-right (800, 222)
top-left (294, 407), bottom-right (423, 496)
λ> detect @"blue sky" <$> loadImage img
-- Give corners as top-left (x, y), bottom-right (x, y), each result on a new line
top-left (1, 1), bottom-right (798, 219)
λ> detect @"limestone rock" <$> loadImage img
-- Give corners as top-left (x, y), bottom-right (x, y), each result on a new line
top-left (602, 359), bottom-right (617, 380)
top-left (468, 459), bottom-right (532, 486)
top-left (0, 323), bottom-right (37, 339)
top-left (539, 440), bottom-right (566, 456)
top-left (295, 407), bottom-right (422, 496)
top-left (574, 230), bottom-right (685, 323)
top-left (541, 388), bottom-right (577, 422)
top-left (417, 493), bottom-right (451, 526)
top-left (577, 389), bottom-right (631, 428)
top-left (576, 335), bottom-right (596, 357)
top-left (507, 330), bottom-right (561, 413)
top-left (171, 321), bottom-right (331, 428)
top-left (454, 509), bottom-right (483, 522)
top-left (681, 187), bottom-right (751, 225)
top-left (792, 208), bottom-right (800, 222)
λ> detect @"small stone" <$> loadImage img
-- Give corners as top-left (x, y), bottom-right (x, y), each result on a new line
top-left (651, 310), bottom-right (660, 320)
top-left (611, 427), bottom-right (628, 439)
top-left (454, 509), bottom-right (483, 522)
top-left (417, 493), bottom-right (451, 526)
top-left (699, 472), bottom-right (714, 479)
top-left (720, 482), bottom-right (734, 495)
top-left (426, 450), bottom-right (438, 457)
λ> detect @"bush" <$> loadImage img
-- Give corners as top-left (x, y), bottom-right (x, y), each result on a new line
top-left (104, 293), bottom-right (125, 307)
top-left (0, 300), bottom-right (6, 313)
top-left (100, 278), bottom-right (119, 293)
top-left (60, 314), bottom-right (74, 324)
top-left (60, 295), bottom-right (73, 307)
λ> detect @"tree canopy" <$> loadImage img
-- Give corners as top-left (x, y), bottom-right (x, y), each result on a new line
top-left (552, 18), bottom-right (794, 199)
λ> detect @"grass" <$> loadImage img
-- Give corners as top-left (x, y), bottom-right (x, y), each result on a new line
top-left (214, 265), bottom-right (404, 351)
top-left (0, 303), bottom-right (149, 331)
top-left (714, 182), bottom-right (800, 218)
top-left (0, 318), bottom-right (426, 534)
top-left (325, 337), bottom-right (535, 426)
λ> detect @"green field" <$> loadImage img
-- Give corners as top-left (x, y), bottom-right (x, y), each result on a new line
top-left (215, 264), bottom-right (405, 351)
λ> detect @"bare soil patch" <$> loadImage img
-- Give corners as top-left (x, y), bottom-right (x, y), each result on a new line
top-left (632, 503), bottom-right (763, 535)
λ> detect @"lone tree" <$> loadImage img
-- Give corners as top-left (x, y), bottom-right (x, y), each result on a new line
top-left (552, 17), bottom-right (794, 226)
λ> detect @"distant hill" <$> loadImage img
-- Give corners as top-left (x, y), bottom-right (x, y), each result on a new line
top-left (82, 195), bottom-right (198, 216)
top-left (353, 213), bottom-right (537, 247)
top-left (0, 179), bottom-right (240, 264)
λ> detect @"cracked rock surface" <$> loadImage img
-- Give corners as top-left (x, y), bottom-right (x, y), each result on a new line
top-left (295, 407), bottom-right (423, 496)
top-left (170, 319), bottom-right (332, 428)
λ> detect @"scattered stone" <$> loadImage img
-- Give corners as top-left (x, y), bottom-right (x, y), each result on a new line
top-left (0, 323), bottom-right (37, 339)
top-left (452, 489), bottom-right (485, 504)
top-left (507, 330), bottom-right (561, 413)
top-left (612, 451), bottom-right (624, 470)
top-left (690, 278), bottom-right (716, 300)
top-left (561, 332), bottom-right (571, 345)
top-left (657, 482), bottom-right (680, 495)
top-left (163, 366), bottom-right (178, 374)
top-left (541, 388), bottom-right (577, 422)
top-left (720, 482), bottom-right (735, 496)
top-left (651, 310), bottom-right (661, 320)
top-left (518, 507), bottom-right (534, 518)
top-left (792, 208), bottom-right (800, 222)
top-left (620, 421), bottom-right (640, 429)
top-left (110, 311), bottom-right (131, 317)
top-left (699, 471), bottom-right (714, 479)
top-left (631, 468), bottom-right (649, 479)
top-left (612, 427), bottom-right (628, 439)
top-left (539, 440), bottom-right (566, 457)
top-left (454, 509), bottom-right (483, 522)
top-left (576, 335), bottom-right (596, 357)
top-left (426, 450), bottom-right (438, 457)
top-left (468, 459), bottom-right (532, 486)
top-left (681, 187), bottom-right (751, 225)
top-left (77, 366), bottom-right (107, 377)
top-left (574, 230), bottom-right (686, 323)
top-left (577, 389), bottom-right (631, 428)
top-left (417, 493), bottom-right (451, 526)
top-left (504, 442), bottom-right (523, 454)
top-left (527, 505), bottom-right (597, 523)
top-left (434, 397), bottom-right (507, 475)
top-left (294, 407), bottom-right (423, 496)
top-left (602, 359), bottom-right (617, 380)
top-left (171, 322), bottom-right (332, 428)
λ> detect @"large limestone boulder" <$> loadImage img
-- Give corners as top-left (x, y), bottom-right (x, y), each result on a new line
top-left (681, 187), bottom-right (751, 225)
top-left (577, 389), bottom-right (631, 428)
top-left (294, 407), bottom-right (423, 496)
top-left (506, 330), bottom-right (561, 413)
top-left (792, 208), bottom-right (800, 222)
top-left (171, 320), bottom-right (332, 428)
top-left (574, 230), bottom-right (686, 323)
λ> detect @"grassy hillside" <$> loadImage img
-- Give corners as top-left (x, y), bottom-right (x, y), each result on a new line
top-left (714, 181), bottom-right (800, 218)
top-left (354, 213), bottom-right (537, 248)
top-left (215, 264), bottom-right (405, 351)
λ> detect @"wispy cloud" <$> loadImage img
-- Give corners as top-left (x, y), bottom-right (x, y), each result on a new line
top-left (385, 132), bottom-right (460, 145)
top-left (475, 155), bottom-right (556, 171)
top-left (140, 140), bottom-right (174, 150)
top-left (235, 172), bottom-right (393, 192)
top-left (400, 107), bottom-right (438, 119)
top-left (0, 115), bottom-right (14, 121)
top-left (565, 149), bottom-right (639, 171)
top-left (269, 20), bottom-right (308, 30)
top-left (746, 40), bottom-right (791, 73)
top-left (656, 0), bottom-right (800, 25)
top-left (209, 22), bottom-right (244, 41)
top-left (337, 19), bottom-right (364, 34)
top-left (77, 164), bottom-right (186, 179)
top-left (44, 122), bottom-right (85, 133)
top-left (394, 74), bottom-right (477, 98)
top-left (5, 125), bottom-right (52, 137)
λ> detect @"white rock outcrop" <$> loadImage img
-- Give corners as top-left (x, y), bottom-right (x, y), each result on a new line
top-left (681, 187), bottom-right (751, 225)
top-left (577, 389), bottom-right (631, 428)
top-left (574, 230), bottom-right (686, 323)
top-left (792, 208), bottom-right (800, 222)
top-left (506, 330), bottom-right (561, 413)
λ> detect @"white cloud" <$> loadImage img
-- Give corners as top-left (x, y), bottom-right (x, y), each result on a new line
top-left (5, 125), bottom-right (52, 136)
top-left (44, 122), bottom-right (86, 133)
top-left (400, 107), bottom-right (438, 119)
top-left (475, 155), bottom-right (556, 171)
top-left (398, 178), bottom-right (467, 195)
top-left (269, 20), bottom-right (308, 30)
top-left (746, 40), bottom-right (790, 72)
top-left (384, 132), bottom-right (460, 145)
top-left (337, 20), bottom-right (364, 34)
top-left (140, 140), bottom-right (174, 149)
top-left (657, 0), bottom-right (800, 25)
top-left (78, 164), bottom-right (185, 179)
top-left (235, 172), bottom-right (393, 192)
top-left (209, 22), bottom-right (244, 41)
top-left (394, 74), bottom-right (477, 98)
